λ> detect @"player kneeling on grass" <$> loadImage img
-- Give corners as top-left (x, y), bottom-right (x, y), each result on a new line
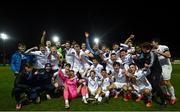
top-left (12, 63), bottom-right (39, 111)
top-left (58, 69), bottom-right (87, 109)
top-left (35, 63), bottom-right (55, 100)
top-left (127, 63), bottom-right (152, 108)
top-left (108, 62), bottom-right (130, 101)
top-left (99, 69), bottom-right (111, 102)
top-left (86, 70), bottom-right (102, 103)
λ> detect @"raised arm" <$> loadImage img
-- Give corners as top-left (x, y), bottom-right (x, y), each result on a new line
top-left (24, 46), bottom-right (38, 54)
top-left (58, 69), bottom-right (67, 81)
top-left (40, 30), bottom-right (46, 45)
top-left (124, 34), bottom-right (135, 44)
top-left (85, 32), bottom-right (94, 54)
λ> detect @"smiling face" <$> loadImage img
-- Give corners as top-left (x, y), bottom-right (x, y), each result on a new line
top-left (81, 43), bottom-right (86, 51)
top-left (90, 70), bottom-right (96, 78)
top-left (101, 70), bottom-right (107, 78)
top-left (69, 70), bottom-right (75, 78)
top-left (65, 42), bottom-right (70, 49)
top-left (128, 64), bottom-right (137, 74)
top-left (113, 63), bottom-right (120, 73)
top-left (46, 41), bottom-right (51, 47)
top-left (120, 50), bottom-right (127, 58)
top-left (39, 45), bottom-right (46, 53)
top-left (111, 53), bottom-right (117, 62)
top-left (74, 44), bottom-right (80, 53)
top-left (51, 46), bottom-right (57, 54)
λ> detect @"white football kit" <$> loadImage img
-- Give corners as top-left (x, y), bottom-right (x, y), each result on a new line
top-left (157, 45), bottom-right (172, 80)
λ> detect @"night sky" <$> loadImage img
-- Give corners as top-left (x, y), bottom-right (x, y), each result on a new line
top-left (0, 3), bottom-right (179, 63)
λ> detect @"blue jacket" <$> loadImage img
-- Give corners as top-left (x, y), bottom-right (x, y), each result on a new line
top-left (11, 51), bottom-right (34, 73)
top-left (11, 51), bottom-right (22, 73)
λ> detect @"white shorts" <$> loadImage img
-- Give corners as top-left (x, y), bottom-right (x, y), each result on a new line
top-left (114, 82), bottom-right (127, 89)
top-left (133, 85), bottom-right (152, 93)
top-left (88, 87), bottom-right (98, 96)
top-left (162, 65), bottom-right (172, 80)
top-left (101, 86), bottom-right (109, 93)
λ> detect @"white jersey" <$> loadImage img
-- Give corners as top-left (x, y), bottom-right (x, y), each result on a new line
top-left (157, 45), bottom-right (171, 66)
top-left (72, 51), bottom-right (84, 73)
top-left (48, 53), bottom-right (61, 70)
top-left (80, 49), bottom-right (91, 69)
top-left (46, 46), bottom-right (51, 54)
top-left (156, 45), bottom-right (172, 80)
top-left (132, 70), bottom-right (151, 88)
top-left (105, 58), bottom-right (122, 74)
top-left (120, 54), bottom-right (134, 70)
top-left (112, 69), bottom-right (126, 83)
top-left (120, 43), bottom-right (135, 54)
top-left (90, 64), bottom-right (104, 78)
top-left (65, 48), bottom-right (76, 68)
top-left (87, 76), bottom-right (99, 90)
top-left (112, 49), bottom-right (121, 56)
top-left (101, 77), bottom-right (111, 91)
top-left (29, 51), bottom-right (48, 69)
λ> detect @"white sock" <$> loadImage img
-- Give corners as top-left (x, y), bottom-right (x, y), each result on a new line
top-left (95, 94), bottom-right (99, 99)
top-left (86, 93), bottom-right (89, 98)
top-left (65, 100), bottom-right (69, 104)
top-left (98, 97), bottom-right (102, 102)
top-left (82, 96), bottom-right (86, 100)
top-left (168, 86), bottom-right (176, 99)
top-left (105, 91), bottom-right (110, 97)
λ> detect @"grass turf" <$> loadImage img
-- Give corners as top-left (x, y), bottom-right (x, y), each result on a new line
top-left (0, 65), bottom-right (180, 111)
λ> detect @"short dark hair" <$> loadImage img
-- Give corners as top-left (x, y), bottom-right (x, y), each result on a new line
top-left (65, 63), bottom-right (71, 68)
top-left (18, 43), bottom-right (26, 47)
top-left (101, 69), bottom-right (106, 72)
top-left (113, 61), bottom-right (121, 67)
top-left (120, 49), bottom-right (127, 53)
top-left (129, 63), bottom-right (137, 67)
top-left (90, 70), bottom-right (96, 74)
top-left (39, 44), bottom-right (45, 48)
top-left (111, 53), bottom-right (116, 56)
top-left (69, 70), bottom-right (74, 73)
top-left (45, 63), bottom-right (52, 68)
top-left (141, 42), bottom-right (152, 50)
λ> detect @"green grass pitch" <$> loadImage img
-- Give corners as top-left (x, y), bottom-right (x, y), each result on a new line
top-left (0, 65), bottom-right (180, 111)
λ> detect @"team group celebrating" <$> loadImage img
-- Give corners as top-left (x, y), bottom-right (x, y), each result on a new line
top-left (11, 31), bottom-right (176, 110)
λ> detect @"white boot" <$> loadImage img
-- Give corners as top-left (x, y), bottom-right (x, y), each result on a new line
top-left (46, 94), bottom-right (51, 100)
top-left (65, 100), bottom-right (70, 109)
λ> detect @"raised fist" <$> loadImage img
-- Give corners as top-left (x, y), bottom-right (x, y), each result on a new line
top-left (85, 32), bottom-right (90, 38)
top-left (43, 30), bottom-right (46, 36)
